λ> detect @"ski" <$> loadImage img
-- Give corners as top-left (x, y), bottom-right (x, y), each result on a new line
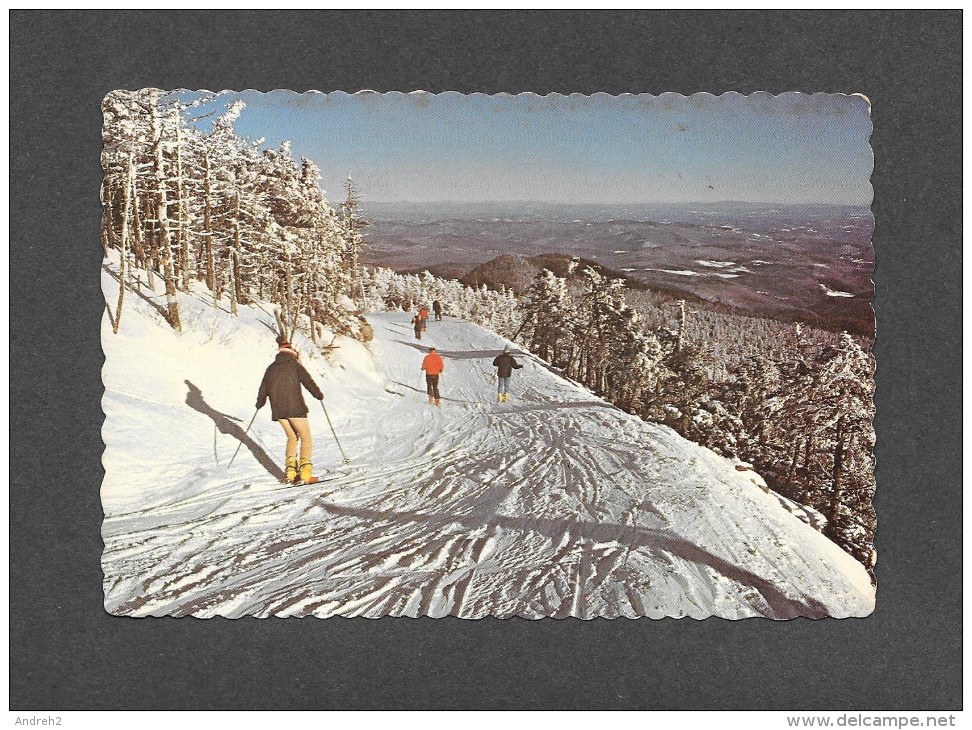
top-left (271, 472), bottom-right (347, 488)
top-left (299, 473), bottom-right (347, 485)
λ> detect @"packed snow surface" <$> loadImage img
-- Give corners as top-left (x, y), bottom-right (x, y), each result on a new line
top-left (101, 265), bottom-right (875, 619)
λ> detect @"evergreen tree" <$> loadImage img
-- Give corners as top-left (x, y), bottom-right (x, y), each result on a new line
top-left (341, 174), bottom-right (368, 301)
top-left (102, 90), bottom-right (365, 342)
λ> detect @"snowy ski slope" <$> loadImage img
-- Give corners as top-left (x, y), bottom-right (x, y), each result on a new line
top-left (101, 264), bottom-right (875, 619)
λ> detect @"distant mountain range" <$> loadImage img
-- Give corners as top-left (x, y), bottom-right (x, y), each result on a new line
top-left (360, 200), bottom-right (872, 224)
top-left (361, 201), bottom-right (874, 335)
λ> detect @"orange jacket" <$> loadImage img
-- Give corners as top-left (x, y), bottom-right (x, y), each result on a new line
top-left (422, 352), bottom-right (444, 375)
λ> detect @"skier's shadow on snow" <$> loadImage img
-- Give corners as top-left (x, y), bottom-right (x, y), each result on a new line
top-left (394, 340), bottom-right (528, 360)
top-left (390, 380), bottom-right (427, 395)
top-left (184, 380), bottom-right (285, 481)
top-left (494, 400), bottom-right (613, 413)
top-left (389, 381), bottom-right (477, 405)
top-left (393, 340), bottom-right (590, 390)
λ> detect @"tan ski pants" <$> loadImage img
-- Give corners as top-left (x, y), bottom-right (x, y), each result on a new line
top-left (280, 417), bottom-right (313, 462)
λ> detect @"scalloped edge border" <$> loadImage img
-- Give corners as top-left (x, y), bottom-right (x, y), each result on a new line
top-left (99, 89), bottom-right (876, 621)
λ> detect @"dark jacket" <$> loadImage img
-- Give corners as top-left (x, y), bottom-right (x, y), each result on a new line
top-left (492, 352), bottom-right (523, 378)
top-left (256, 352), bottom-right (323, 421)
top-left (432, 301), bottom-right (442, 313)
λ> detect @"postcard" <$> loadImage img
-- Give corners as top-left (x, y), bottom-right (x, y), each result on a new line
top-left (101, 90), bottom-right (874, 618)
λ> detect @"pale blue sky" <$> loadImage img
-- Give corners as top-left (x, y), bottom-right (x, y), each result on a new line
top-left (189, 90), bottom-right (873, 206)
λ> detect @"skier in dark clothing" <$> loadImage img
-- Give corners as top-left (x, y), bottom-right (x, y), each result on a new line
top-left (412, 313), bottom-right (423, 340)
top-left (492, 346), bottom-right (523, 402)
top-left (432, 300), bottom-right (442, 321)
top-left (256, 337), bottom-right (324, 484)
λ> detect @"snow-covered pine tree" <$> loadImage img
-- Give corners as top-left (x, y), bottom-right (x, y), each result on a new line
top-left (570, 267), bottom-right (627, 393)
top-left (189, 98), bottom-right (245, 299)
top-left (341, 174), bottom-right (368, 302)
top-left (298, 158), bottom-right (345, 342)
top-left (103, 90), bottom-right (163, 291)
top-left (794, 333), bottom-right (875, 563)
top-left (102, 90), bottom-right (364, 341)
top-left (722, 353), bottom-right (787, 468)
top-left (519, 269), bottom-right (573, 366)
top-left (712, 330), bottom-right (875, 571)
top-left (608, 309), bottom-right (663, 414)
top-left (358, 265), bottom-right (520, 333)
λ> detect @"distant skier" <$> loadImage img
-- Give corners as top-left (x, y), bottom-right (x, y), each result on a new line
top-left (412, 313), bottom-right (423, 341)
top-left (419, 306), bottom-right (430, 331)
top-left (256, 336), bottom-right (324, 484)
top-left (492, 346), bottom-right (523, 402)
top-left (422, 345), bottom-right (444, 407)
top-left (432, 300), bottom-right (442, 321)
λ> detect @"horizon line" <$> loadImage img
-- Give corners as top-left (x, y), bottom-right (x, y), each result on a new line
top-left (357, 199), bottom-right (874, 208)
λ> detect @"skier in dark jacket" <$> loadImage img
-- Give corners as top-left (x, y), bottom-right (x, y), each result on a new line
top-left (411, 313), bottom-right (423, 340)
top-left (256, 337), bottom-right (324, 484)
top-left (492, 346), bottom-right (523, 402)
top-left (432, 300), bottom-right (442, 321)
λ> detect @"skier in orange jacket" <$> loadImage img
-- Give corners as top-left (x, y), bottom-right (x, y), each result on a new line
top-left (421, 346), bottom-right (444, 407)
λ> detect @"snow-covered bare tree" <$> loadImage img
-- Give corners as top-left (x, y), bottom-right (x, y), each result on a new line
top-left (341, 173), bottom-right (368, 301)
top-left (102, 89), bottom-right (365, 341)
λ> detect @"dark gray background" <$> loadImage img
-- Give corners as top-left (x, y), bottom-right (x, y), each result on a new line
top-left (9, 10), bottom-right (961, 710)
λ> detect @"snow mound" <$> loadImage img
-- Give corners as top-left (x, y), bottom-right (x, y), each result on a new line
top-left (101, 258), bottom-right (875, 620)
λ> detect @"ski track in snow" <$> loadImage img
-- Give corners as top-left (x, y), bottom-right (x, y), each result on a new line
top-left (102, 299), bottom-right (874, 619)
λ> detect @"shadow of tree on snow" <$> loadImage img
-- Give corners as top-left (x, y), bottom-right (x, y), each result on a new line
top-left (311, 499), bottom-right (831, 619)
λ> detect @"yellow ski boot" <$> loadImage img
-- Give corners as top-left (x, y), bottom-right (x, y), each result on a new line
top-left (285, 456), bottom-right (299, 484)
top-left (298, 459), bottom-right (319, 485)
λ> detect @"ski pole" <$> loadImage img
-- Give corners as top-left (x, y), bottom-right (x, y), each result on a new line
top-left (228, 409), bottom-right (258, 468)
top-left (321, 400), bottom-right (350, 464)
